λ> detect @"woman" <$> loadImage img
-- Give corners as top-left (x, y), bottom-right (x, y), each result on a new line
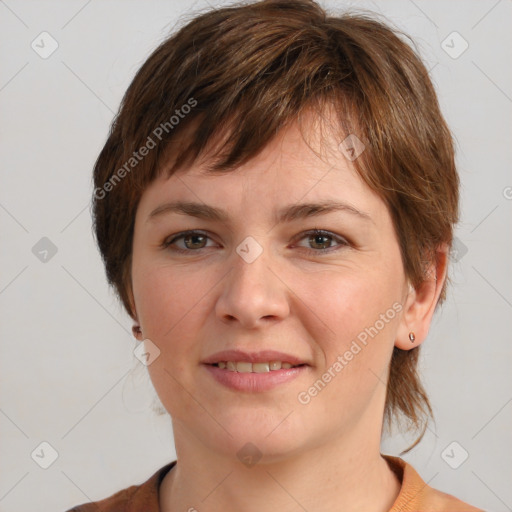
top-left (68, 0), bottom-right (484, 510)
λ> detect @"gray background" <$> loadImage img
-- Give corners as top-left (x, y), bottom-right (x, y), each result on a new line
top-left (0, 1), bottom-right (511, 511)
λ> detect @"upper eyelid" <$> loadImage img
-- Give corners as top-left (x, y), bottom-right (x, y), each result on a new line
top-left (293, 229), bottom-right (347, 243)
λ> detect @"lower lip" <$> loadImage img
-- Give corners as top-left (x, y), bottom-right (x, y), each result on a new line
top-left (203, 364), bottom-right (308, 392)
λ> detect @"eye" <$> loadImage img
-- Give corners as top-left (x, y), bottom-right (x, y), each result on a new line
top-left (161, 230), bottom-right (216, 253)
top-left (161, 228), bottom-right (349, 255)
top-left (294, 228), bottom-right (349, 255)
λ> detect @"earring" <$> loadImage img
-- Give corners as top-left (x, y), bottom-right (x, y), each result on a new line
top-left (132, 324), bottom-right (142, 338)
top-left (409, 332), bottom-right (416, 343)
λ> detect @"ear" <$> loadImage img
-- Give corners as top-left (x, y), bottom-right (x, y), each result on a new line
top-left (126, 281), bottom-right (144, 341)
top-left (395, 243), bottom-right (449, 350)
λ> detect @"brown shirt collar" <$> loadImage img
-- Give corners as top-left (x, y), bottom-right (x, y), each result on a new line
top-left (67, 455), bottom-right (483, 511)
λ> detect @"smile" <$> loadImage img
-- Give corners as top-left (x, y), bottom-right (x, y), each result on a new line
top-left (204, 363), bottom-right (308, 392)
top-left (211, 361), bottom-right (303, 372)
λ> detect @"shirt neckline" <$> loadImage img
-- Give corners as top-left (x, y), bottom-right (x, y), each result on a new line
top-left (136, 454), bottom-right (462, 512)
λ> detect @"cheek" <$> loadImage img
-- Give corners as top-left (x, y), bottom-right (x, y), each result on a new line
top-left (301, 265), bottom-right (402, 392)
top-left (133, 262), bottom-right (212, 337)
top-left (132, 264), bottom-right (212, 417)
top-left (302, 277), bottom-right (399, 413)
top-left (313, 267), bottom-right (400, 340)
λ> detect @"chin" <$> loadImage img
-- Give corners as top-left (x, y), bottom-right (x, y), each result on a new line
top-left (203, 414), bottom-right (305, 462)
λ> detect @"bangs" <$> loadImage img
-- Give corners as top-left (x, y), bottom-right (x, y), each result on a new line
top-left (157, 92), bottom-right (358, 180)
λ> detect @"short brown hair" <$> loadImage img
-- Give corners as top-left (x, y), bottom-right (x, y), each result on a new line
top-left (92, 0), bottom-right (458, 452)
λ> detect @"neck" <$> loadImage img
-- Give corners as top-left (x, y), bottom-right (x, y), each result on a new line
top-left (159, 421), bottom-right (401, 512)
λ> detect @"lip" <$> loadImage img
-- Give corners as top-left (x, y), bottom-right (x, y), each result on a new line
top-left (201, 349), bottom-right (307, 366)
top-left (201, 349), bottom-right (310, 392)
top-left (203, 364), bottom-right (308, 392)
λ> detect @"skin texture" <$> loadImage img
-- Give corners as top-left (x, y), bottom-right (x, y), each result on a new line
top-left (128, 110), bottom-right (448, 512)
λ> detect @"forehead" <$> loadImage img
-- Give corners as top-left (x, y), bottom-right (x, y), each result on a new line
top-left (136, 109), bottom-right (385, 226)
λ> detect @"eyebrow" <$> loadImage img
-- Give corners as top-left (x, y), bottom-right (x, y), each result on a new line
top-left (147, 200), bottom-right (373, 225)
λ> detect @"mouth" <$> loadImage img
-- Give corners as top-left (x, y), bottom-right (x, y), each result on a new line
top-left (202, 349), bottom-right (309, 370)
top-left (207, 361), bottom-right (306, 372)
top-left (201, 349), bottom-right (310, 392)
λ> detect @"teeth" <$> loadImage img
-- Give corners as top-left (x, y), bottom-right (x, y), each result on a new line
top-left (252, 362), bottom-right (270, 373)
top-left (236, 362), bottom-right (252, 373)
top-left (214, 361), bottom-right (300, 372)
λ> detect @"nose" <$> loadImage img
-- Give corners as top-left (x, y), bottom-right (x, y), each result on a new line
top-left (215, 241), bottom-right (290, 329)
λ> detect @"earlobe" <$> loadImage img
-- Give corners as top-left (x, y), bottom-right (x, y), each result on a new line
top-left (395, 244), bottom-right (449, 350)
top-left (126, 284), bottom-right (143, 341)
top-left (132, 324), bottom-right (143, 341)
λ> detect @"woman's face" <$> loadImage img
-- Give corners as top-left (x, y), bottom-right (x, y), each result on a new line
top-left (130, 114), bottom-right (411, 462)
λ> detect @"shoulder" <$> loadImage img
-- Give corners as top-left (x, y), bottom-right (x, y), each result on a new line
top-left (383, 455), bottom-right (485, 512)
top-left (64, 461), bottom-right (176, 512)
top-left (65, 484), bottom-right (140, 512)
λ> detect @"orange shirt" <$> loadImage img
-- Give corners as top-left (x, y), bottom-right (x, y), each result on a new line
top-left (66, 455), bottom-right (484, 511)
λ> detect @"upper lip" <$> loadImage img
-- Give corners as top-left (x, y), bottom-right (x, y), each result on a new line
top-left (202, 349), bottom-right (308, 366)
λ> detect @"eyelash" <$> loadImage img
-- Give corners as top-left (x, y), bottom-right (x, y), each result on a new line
top-left (160, 228), bottom-right (350, 256)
